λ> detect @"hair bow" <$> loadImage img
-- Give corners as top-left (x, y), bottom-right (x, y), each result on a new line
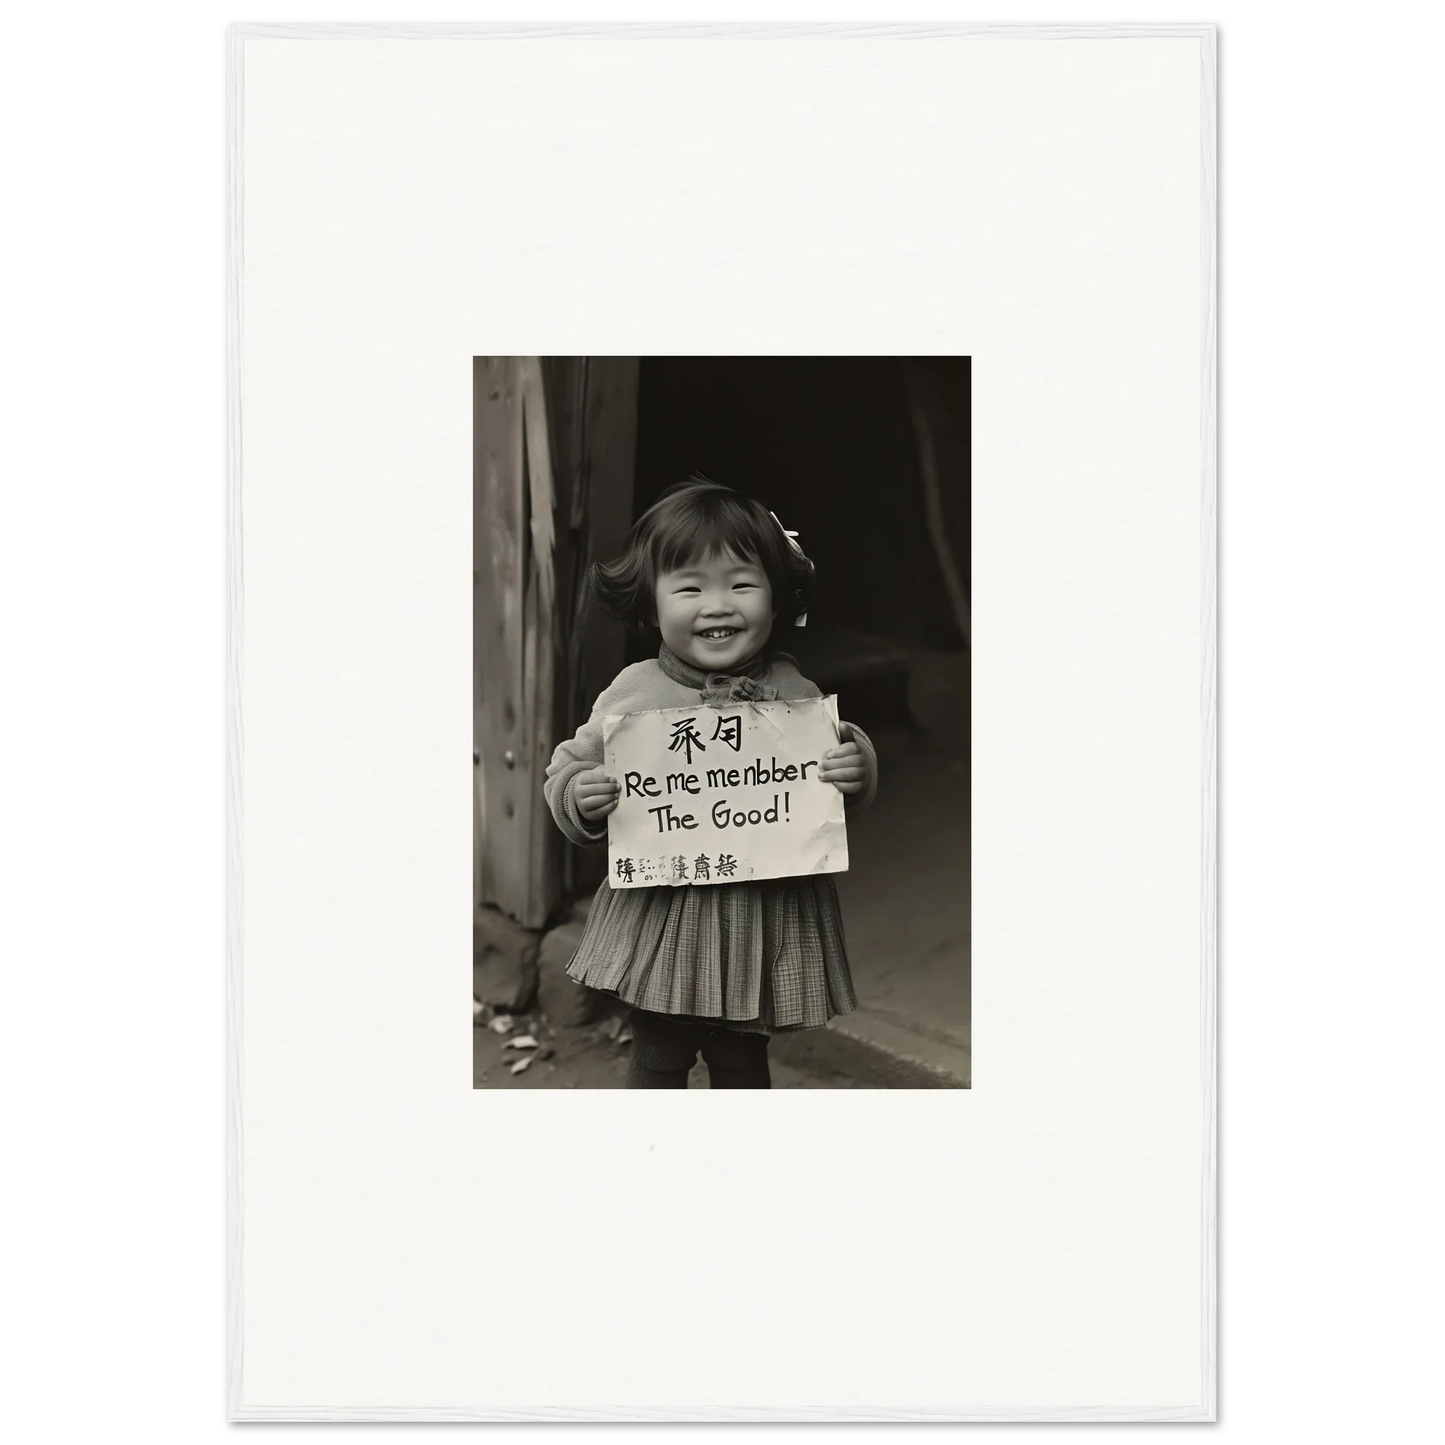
top-left (769, 510), bottom-right (812, 626)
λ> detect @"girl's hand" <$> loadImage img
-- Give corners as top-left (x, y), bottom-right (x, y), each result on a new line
top-left (574, 768), bottom-right (621, 822)
top-left (819, 739), bottom-right (867, 795)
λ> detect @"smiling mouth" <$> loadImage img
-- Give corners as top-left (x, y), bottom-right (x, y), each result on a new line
top-left (696, 626), bottom-right (742, 642)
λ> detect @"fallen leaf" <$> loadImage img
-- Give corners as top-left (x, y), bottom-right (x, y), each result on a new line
top-left (488, 1015), bottom-right (515, 1035)
top-left (615, 1029), bottom-right (633, 1047)
top-left (599, 1016), bottom-right (622, 1041)
top-left (510, 1055), bottom-right (534, 1075)
top-left (504, 1034), bottom-right (539, 1051)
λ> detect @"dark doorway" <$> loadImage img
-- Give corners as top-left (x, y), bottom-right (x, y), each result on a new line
top-left (631, 357), bottom-right (970, 736)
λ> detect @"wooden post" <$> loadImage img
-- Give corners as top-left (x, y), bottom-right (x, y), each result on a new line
top-left (548, 358), bottom-right (638, 898)
top-left (475, 356), bottom-right (638, 925)
top-left (518, 359), bottom-right (559, 926)
top-left (474, 357), bottom-right (560, 929)
top-left (475, 358), bottom-right (522, 918)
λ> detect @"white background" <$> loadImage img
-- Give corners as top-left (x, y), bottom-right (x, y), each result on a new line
top-left (238, 25), bottom-right (1205, 1417)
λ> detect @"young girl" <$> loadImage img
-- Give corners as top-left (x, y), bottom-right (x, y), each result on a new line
top-left (543, 477), bottom-right (877, 1088)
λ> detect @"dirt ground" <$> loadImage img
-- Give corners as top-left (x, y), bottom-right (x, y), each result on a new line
top-left (473, 1004), bottom-right (863, 1089)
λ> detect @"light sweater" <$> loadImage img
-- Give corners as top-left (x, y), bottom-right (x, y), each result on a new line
top-left (543, 647), bottom-right (878, 848)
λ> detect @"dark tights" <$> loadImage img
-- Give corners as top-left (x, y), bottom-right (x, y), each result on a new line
top-left (626, 1008), bottom-right (772, 1089)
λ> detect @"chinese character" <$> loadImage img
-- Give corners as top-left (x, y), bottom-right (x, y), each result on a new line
top-left (671, 855), bottom-right (689, 881)
top-left (715, 853), bottom-right (738, 877)
top-left (711, 713), bottom-right (742, 751)
top-left (615, 857), bottom-right (635, 883)
top-left (693, 854), bottom-right (711, 881)
top-left (668, 716), bottom-right (707, 766)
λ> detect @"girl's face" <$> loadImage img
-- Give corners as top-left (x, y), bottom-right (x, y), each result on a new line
top-left (654, 548), bottom-right (775, 672)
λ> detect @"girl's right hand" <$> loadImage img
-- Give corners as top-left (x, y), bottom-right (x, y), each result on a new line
top-left (573, 768), bottom-right (621, 822)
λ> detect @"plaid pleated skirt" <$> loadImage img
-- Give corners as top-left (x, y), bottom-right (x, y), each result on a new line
top-left (566, 877), bottom-right (859, 1034)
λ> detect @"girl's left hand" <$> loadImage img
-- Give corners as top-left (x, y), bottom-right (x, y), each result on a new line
top-left (819, 738), bottom-right (867, 795)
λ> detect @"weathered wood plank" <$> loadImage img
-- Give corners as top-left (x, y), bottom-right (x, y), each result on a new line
top-left (476, 356), bottom-right (638, 921)
top-left (474, 357), bottom-right (530, 920)
top-left (518, 358), bottom-right (559, 927)
top-left (539, 358), bottom-right (589, 899)
top-left (567, 358), bottom-right (638, 897)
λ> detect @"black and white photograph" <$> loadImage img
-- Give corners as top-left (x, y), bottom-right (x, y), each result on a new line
top-left (211, 18), bottom-right (1229, 1421)
top-left (472, 358), bottom-right (971, 1089)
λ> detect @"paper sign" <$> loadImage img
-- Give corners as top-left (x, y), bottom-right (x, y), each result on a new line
top-left (601, 697), bottom-right (849, 888)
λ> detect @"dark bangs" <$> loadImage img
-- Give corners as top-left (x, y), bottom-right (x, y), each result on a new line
top-left (654, 487), bottom-right (770, 575)
top-left (590, 476), bottom-right (814, 629)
